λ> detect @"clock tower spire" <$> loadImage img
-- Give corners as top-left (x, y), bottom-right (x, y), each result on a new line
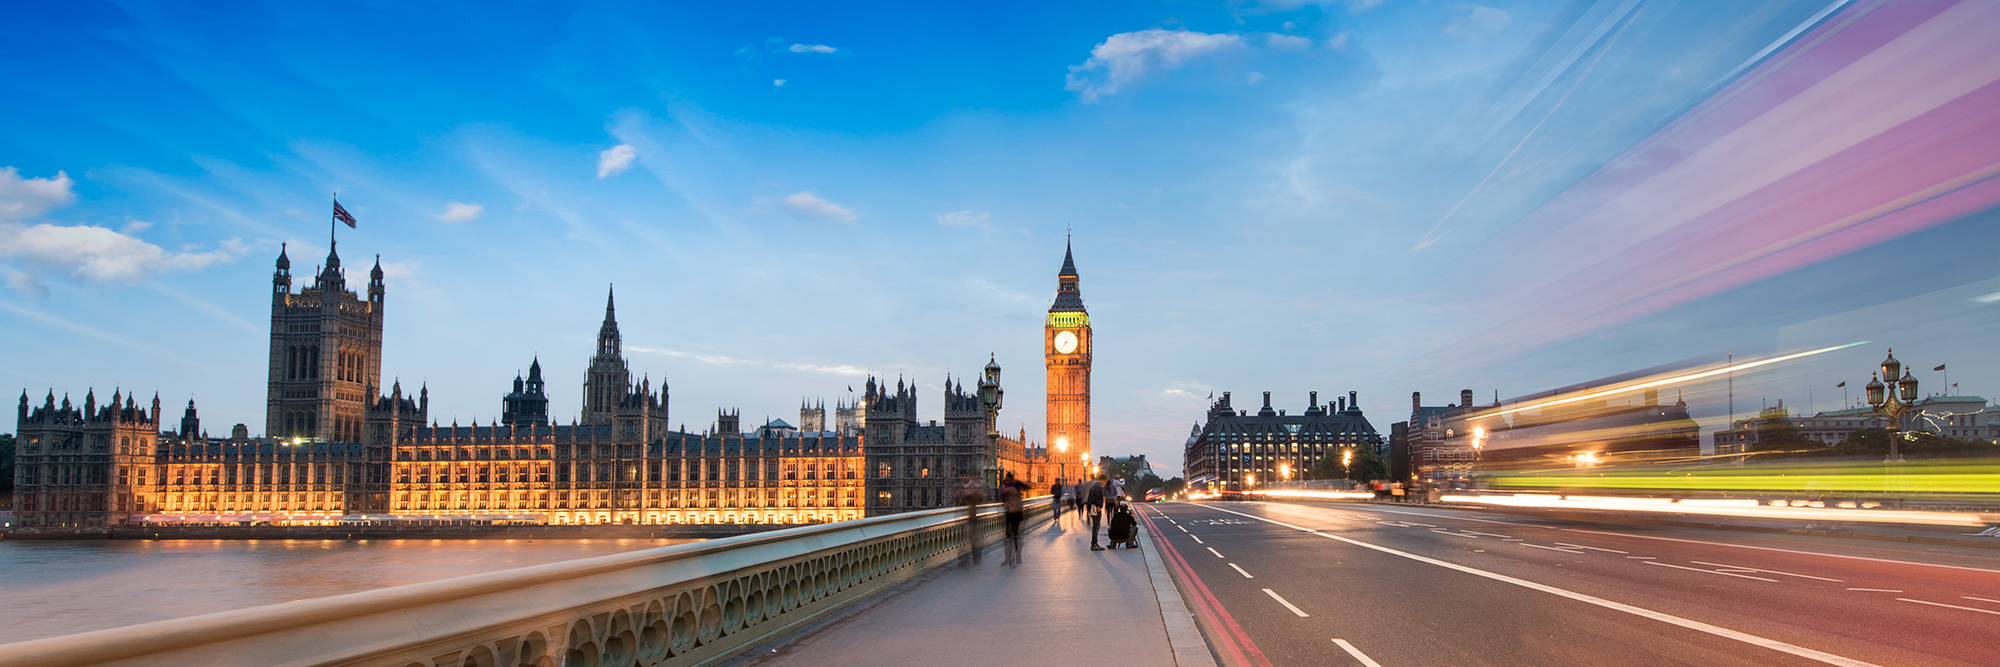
top-left (1046, 238), bottom-right (1091, 472)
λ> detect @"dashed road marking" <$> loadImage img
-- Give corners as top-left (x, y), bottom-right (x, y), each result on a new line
top-left (1846, 588), bottom-right (1903, 592)
top-left (1646, 561), bottom-right (1779, 582)
top-left (1207, 546), bottom-right (1225, 558)
top-left (1556, 542), bottom-right (1628, 554)
top-left (1229, 562), bottom-right (1254, 578)
top-left (1191, 535), bottom-right (1205, 544)
top-left (1899, 598), bottom-right (2000, 616)
top-left (1333, 639), bottom-right (1383, 667)
top-left (1965, 596), bottom-right (2000, 605)
top-left (1691, 561), bottom-right (1841, 582)
top-left (1520, 543), bottom-right (1586, 554)
top-left (1263, 588), bottom-right (1309, 617)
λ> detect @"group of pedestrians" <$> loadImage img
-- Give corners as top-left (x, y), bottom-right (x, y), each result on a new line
top-left (1052, 474), bottom-right (1128, 551)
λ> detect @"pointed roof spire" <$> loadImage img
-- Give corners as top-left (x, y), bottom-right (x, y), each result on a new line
top-left (276, 243), bottom-right (290, 270)
top-left (1058, 236), bottom-right (1078, 277)
top-left (604, 284), bottom-right (617, 323)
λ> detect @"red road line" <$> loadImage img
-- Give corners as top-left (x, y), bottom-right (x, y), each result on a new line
top-left (1140, 509), bottom-right (1274, 667)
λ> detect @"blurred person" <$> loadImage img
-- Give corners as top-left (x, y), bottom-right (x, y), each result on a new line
top-left (1001, 472), bottom-right (1028, 566)
top-left (1086, 474), bottom-right (1111, 551)
top-left (957, 474), bottom-right (985, 567)
top-left (1050, 477), bottom-right (1065, 526)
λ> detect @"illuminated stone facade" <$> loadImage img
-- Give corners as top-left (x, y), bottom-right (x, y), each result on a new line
top-left (13, 244), bottom-right (1043, 528)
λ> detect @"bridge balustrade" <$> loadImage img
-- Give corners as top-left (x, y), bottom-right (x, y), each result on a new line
top-left (7, 502), bottom-right (1044, 667)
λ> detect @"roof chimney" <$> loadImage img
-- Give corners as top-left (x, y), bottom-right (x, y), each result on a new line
top-left (1461, 389), bottom-right (1474, 409)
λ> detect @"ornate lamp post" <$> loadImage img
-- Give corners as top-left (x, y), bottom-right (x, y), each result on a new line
top-left (978, 355), bottom-right (1005, 492)
top-left (1864, 349), bottom-right (1919, 464)
top-left (1054, 434), bottom-right (1068, 487)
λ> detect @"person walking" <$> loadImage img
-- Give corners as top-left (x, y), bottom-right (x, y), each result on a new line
top-left (957, 474), bottom-right (985, 567)
top-left (1085, 474), bottom-right (1108, 551)
top-left (1050, 477), bottom-right (1065, 526)
top-left (1001, 472), bottom-right (1028, 566)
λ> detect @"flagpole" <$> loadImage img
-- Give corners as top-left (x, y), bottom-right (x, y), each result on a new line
top-left (330, 193), bottom-right (338, 254)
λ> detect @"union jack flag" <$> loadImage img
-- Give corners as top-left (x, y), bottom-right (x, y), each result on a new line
top-left (333, 200), bottom-right (357, 228)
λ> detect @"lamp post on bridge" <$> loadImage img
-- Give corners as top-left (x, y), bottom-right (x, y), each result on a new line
top-left (978, 355), bottom-right (1005, 493)
top-left (1865, 349), bottom-right (1917, 503)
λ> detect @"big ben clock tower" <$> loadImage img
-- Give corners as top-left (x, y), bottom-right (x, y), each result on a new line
top-left (1046, 240), bottom-right (1091, 469)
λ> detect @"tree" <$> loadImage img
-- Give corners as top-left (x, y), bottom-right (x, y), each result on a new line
top-left (1162, 476), bottom-right (1186, 498)
top-left (1307, 446), bottom-right (1388, 482)
top-left (1828, 428), bottom-right (1996, 459)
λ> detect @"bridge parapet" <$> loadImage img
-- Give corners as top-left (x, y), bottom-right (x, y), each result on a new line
top-left (5, 503), bottom-right (1041, 667)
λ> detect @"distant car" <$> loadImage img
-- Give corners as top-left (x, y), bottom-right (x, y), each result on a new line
top-left (1144, 489), bottom-right (1165, 503)
top-left (1216, 490), bottom-right (1245, 502)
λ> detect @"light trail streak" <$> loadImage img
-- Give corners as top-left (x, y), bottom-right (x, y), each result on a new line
top-left (1438, 493), bottom-right (1989, 527)
top-left (1482, 342), bottom-right (1865, 420)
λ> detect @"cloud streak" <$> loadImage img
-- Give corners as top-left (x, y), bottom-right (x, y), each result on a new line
top-left (1065, 29), bottom-right (1244, 102)
top-left (784, 191), bottom-right (858, 222)
top-left (597, 144), bottom-right (637, 178)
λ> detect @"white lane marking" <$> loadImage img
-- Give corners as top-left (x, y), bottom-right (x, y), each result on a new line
top-left (1627, 556), bottom-right (1658, 560)
top-left (1178, 525), bottom-right (1188, 532)
top-left (1644, 561), bottom-right (1780, 582)
top-left (1432, 529), bottom-right (1480, 538)
top-left (1964, 596), bottom-right (2000, 605)
top-left (1556, 542), bottom-right (1628, 554)
top-left (1229, 562), bottom-right (1255, 579)
top-left (1327, 503), bottom-right (2000, 576)
top-left (1464, 530), bottom-right (1515, 539)
top-left (1191, 535), bottom-right (1205, 544)
top-left (1332, 639), bottom-right (1383, 667)
top-left (1198, 505), bottom-right (1881, 667)
top-left (1898, 598), bottom-right (2000, 616)
top-left (1691, 561), bottom-right (1843, 582)
top-left (1207, 546), bottom-right (1225, 558)
top-left (1405, 522), bottom-right (1437, 527)
top-left (1520, 543), bottom-right (1587, 554)
top-left (1846, 588), bottom-right (1903, 592)
top-left (1263, 588), bottom-right (1309, 617)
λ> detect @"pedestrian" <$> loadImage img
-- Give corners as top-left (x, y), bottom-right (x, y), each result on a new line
top-left (1001, 472), bottom-right (1027, 566)
top-left (957, 474), bottom-right (984, 566)
top-left (1086, 474), bottom-right (1109, 551)
top-left (1110, 476), bottom-right (1126, 504)
top-left (1050, 477), bottom-right (1065, 525)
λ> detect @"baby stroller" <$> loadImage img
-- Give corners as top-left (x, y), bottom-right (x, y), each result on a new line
top-left (1105, 502), bottom-right (1140, 549)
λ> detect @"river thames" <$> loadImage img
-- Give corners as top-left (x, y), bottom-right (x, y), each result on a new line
top-left (0, 538), bottom-right (690, 645)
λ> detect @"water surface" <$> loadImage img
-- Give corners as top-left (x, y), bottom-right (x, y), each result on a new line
top-left (0, 537), bottom-right (689, 645)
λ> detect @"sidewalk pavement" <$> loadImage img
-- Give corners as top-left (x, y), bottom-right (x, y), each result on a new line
top-left (735, 507), bottom-right (1216, 667)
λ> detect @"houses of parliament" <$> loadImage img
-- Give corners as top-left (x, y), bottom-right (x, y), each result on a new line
top-left (11, 239), bottom-right (1090, 528)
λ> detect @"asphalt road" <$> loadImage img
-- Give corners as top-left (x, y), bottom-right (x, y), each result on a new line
top-left (1140, 501), bottom-right (2000, 667)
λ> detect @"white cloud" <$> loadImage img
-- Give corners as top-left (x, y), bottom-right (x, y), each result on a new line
top-left (784, 191), bottom-right (858, 222)
top-left (0, 222), bottom-right (238, 284)
top-left (6, 269), bottom-right (48, 298)
top-left (438, 201), bottom-right (484, 222)
top-left (1247, 71), bottom-right (1267, 85)
top-left (936, 210), bottom-right (991, 229)
top-left (1065, 29), bottom-right (1245, 102)
top-left (0, 167), bottom-right (77, 222)
top-left (1326, 32), bottom-right (1351, 50)
top-left (1446, 6), bottom-right (1512, 35)
top-left (597, 144), bottom-right (637, 179)
top-left (1265, 33), bottom-right (1312, 51)
top-left (773, 79), bottom-right (787, 87)
top-left (789, 44), bottom-right (837, 54)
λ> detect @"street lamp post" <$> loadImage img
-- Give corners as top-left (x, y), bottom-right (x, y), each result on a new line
top-left (978, 355), bottom-right (1005, 492)
top-left (1055, 436), bottom-right (1068, 487)
top-left (1864, 349), bottom-right (1919, 465)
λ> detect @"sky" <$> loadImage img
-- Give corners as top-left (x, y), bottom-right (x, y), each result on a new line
top-left (4, 0), bottom-right (1999, 474)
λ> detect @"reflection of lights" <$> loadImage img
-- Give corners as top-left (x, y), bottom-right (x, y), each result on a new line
top-left (1573, 452), bottom-right (1600, 466)
top-left (1438, 494), bottom-right (1985, 527)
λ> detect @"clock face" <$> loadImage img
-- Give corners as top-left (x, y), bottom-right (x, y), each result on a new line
top-left (1054, 331), bottom-right (1079, 354)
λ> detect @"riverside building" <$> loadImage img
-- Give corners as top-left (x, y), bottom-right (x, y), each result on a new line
top-left (12, 243), bottom-right (1045, 529)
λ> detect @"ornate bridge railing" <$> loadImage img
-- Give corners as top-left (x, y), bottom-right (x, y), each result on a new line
top-left (6, 502), bottom-right (1047, 667)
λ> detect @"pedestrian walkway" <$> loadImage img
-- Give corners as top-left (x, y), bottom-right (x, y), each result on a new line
top-left (735, 508), bottom-right (1216, 667)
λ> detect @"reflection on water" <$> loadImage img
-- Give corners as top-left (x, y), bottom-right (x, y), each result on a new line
top-left (0, 538), bottom-right (691, 645)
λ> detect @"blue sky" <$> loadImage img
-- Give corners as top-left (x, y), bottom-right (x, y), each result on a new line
top-left (5, 0), bottom-right (1999, 471)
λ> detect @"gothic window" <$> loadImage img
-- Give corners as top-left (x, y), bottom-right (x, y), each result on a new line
top-left (876, 461), bottom-right (891, 479)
